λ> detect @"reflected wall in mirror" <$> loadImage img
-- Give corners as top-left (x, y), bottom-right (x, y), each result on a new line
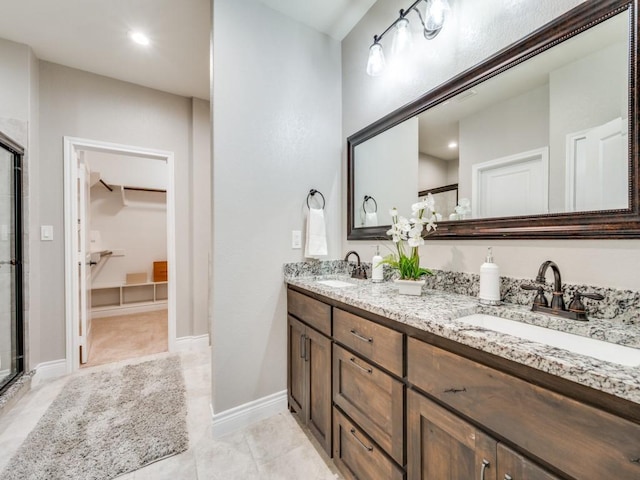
top-left (348, 0), bottom-right (639, 240)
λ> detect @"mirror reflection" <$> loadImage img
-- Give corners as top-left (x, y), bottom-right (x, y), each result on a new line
top-left (353, 10), bottom-right (629, 228)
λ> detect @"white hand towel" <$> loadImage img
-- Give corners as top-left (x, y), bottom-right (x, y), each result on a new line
top-left (305, 207), bottom-right (328, 258)
top-left (365, 212), bottom-right (378, 227)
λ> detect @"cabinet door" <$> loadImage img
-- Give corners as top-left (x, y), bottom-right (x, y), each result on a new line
top-left (287, 315), bottom-right (306, 415)
top-left (497, 444), bottom-right (561, 480)
top-left (408, 389), bottom-right (497, 480)
top-left (333, 407), bottom-right (404, 480)
top-left (307, 326), bottom-right (332, 455)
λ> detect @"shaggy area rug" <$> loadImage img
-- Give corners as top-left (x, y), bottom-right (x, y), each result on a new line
top-left (2, 356), bottom-right (188, 480)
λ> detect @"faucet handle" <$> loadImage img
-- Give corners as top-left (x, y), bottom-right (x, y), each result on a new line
top-left (568, 291), bottom-right (604, 313)
top-left (521, 284), bottom-right (548, 307)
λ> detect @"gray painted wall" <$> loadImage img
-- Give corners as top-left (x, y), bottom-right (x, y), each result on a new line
top-left (211, 0), bottom-right (341, 412)
top-left (343, 0), bottom-right (640, 290)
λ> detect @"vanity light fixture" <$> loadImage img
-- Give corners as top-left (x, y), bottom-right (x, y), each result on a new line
top-left (366, 0), bottom-right (451, 76)
top-left (129, 31), bottom-right (150, 46)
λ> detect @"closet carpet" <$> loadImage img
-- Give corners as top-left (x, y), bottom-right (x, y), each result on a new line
top-left (83, 309), bottom-right (168, 367)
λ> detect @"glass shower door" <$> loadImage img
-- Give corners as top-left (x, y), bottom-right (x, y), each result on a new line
top-left (0, 134), bottom-right (23, 393)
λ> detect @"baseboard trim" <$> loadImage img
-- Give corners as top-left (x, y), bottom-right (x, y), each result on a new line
top-left (174, 334), bottom-right (210, 352)
top-left (211, 390), bottom-right (287, 438)
top-left (32, 359), bottom-right (67, 386)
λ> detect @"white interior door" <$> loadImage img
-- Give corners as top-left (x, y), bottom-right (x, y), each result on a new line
top-left (77, 154), bottom-right (92, 364)
top-left (472, 147), bottom-right (549, 218)
top-left (565, 117), bottom-right (628, 211)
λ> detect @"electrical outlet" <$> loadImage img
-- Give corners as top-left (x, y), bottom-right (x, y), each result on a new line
top-left (291, 230), bottom-right (302, 249)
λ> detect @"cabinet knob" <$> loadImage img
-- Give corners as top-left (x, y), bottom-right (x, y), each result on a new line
top-left (504, 475), bottom-right (513, 480)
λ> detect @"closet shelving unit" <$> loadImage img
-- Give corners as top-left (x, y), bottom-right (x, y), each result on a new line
top-left (91, 281), bottom-right (168, 313)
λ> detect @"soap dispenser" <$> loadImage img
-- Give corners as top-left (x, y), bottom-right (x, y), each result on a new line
top-left (372, 245), bottom-right (384, 283)
top-left (479, 247), bottom-right (501, 305)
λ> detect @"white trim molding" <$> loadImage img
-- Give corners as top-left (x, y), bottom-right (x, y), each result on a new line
top-left (175, 334), bottom-right (210, 352)
top-left (211, 390), bottom-right (287, 438)
top-left (32, 359), bottom-right (67, 386)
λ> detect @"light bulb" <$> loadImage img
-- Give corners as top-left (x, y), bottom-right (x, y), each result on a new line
top-left (424, 0), bottom-right (451, 32)
top-left (129, 31), bottom-right (150, 46)
top-left (392, 17), bottom-right (413, 56)
top-left (366, 43), bottom-right (386, 77)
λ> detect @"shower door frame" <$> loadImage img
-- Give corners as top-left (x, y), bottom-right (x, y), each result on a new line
top-left (0, 131), bottom-right (24, 394)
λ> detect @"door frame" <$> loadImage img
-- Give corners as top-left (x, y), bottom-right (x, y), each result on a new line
top-left (63, 136), bottom-right (176, 373)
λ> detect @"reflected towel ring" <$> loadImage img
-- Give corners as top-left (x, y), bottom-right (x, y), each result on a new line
top-left (363, 195), bottom-right (378, 213)
top-left (307, 189), bottom-right (326, 210)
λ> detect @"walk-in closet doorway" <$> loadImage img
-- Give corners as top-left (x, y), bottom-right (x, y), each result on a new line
top-left (63, 137), bottom-right (176, 372)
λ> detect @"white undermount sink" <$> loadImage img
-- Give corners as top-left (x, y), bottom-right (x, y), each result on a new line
top-left (316, 279), bottom-right (356, 288)
top-left (457, 314), bottom-right (640, 367)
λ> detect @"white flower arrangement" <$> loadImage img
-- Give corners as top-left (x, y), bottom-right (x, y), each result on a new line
top-left (380, 194), bottom-right (438, 280)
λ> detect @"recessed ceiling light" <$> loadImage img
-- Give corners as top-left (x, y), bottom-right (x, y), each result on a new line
top-left (448, 141), bottom-right (458, 149)
top-left (129, 31), bottom-right (150, 46)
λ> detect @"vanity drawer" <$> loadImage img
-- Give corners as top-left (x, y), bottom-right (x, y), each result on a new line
top-left (407, 337), bottom-right (640, 480)
top-left (287, 289), bottom-right (331, 336)
top-left (334, 309), bottom-right (403, 377)
top-left (333, 344), bottom-right (404, 465)
top-left (333, 407), bottom-right (405, 480)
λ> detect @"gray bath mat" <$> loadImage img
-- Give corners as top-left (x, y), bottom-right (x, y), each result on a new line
top-left (2, 355), bottom-right (188, 480)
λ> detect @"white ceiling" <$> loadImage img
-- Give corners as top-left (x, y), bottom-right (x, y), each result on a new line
top-left (258, 0), bottom-right (376, 41)
top-left (0, 0), bottom-right (373, 101)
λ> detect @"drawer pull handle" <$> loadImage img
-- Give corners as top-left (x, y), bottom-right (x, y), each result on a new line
top-left (349, 357), bottom-right (373, 374)
top-left (300, 334), bottom-right (308, 361)
top-left (631, 457), bottom-right (640, 464)
top-left (504, 475), bottom-right (513, 480)
top-left (350, 428), bottom-right (373, 452)
top-left (350, 329), bottom-right (373, 343)
top-left (444, 387), bottom-right (466, 394)
top-left (480, 459), bottom-right (490, 480)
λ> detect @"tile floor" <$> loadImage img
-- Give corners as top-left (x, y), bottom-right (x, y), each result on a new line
top-left (0, 348), bottom-right (342, 479)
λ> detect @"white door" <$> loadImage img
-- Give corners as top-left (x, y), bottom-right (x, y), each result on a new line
top-left (565, 117), bottom-right (628, 212)
top-left (472, 147), bottom-right (549, 218)
top-left (77, 155), bottom-right (92, 364)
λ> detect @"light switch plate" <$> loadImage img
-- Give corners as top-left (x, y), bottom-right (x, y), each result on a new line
top-left (291, 230), bottom-right (302, 249)
top-left (41, 225), bottom-right (53, 241)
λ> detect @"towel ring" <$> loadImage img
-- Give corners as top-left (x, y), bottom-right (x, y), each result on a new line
top-left (307, 189), bottom-right (325, 210)
top-left (363, 195), bottom-right (378, 214)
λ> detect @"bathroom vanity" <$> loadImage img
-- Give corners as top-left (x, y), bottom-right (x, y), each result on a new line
top-left (286, 275), bottom-right (640, 480)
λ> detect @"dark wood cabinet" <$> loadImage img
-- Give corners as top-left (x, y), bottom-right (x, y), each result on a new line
top-left (407, 337), bottom-right (640, 480)
top-left (408, 389), bottom-right (497, 480)
top-left (287, 285), bottom-right (640, 480)
top-left (287, 314), bottom-right (332, 454)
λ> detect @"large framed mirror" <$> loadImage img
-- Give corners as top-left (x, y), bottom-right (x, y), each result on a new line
top-left (348, 0), bottom-right (639, 240)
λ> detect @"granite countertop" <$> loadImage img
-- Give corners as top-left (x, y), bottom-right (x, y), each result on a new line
top-left (286, 274), bottom-right (640, 405)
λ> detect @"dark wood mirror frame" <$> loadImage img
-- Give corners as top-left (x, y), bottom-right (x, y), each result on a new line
top-left (348, 0), bottom-right (639, 240)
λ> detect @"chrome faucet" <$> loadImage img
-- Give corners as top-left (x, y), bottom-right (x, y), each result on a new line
top-left (344, 251), bottom-right (367, 279)
top-left (521, 260), bottom-right (603, 321)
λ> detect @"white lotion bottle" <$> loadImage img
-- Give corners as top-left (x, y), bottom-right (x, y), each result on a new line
top-left (372, 245), bottom-right (384, 283)
top-left (479, 247), bottom-right (501, 305)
